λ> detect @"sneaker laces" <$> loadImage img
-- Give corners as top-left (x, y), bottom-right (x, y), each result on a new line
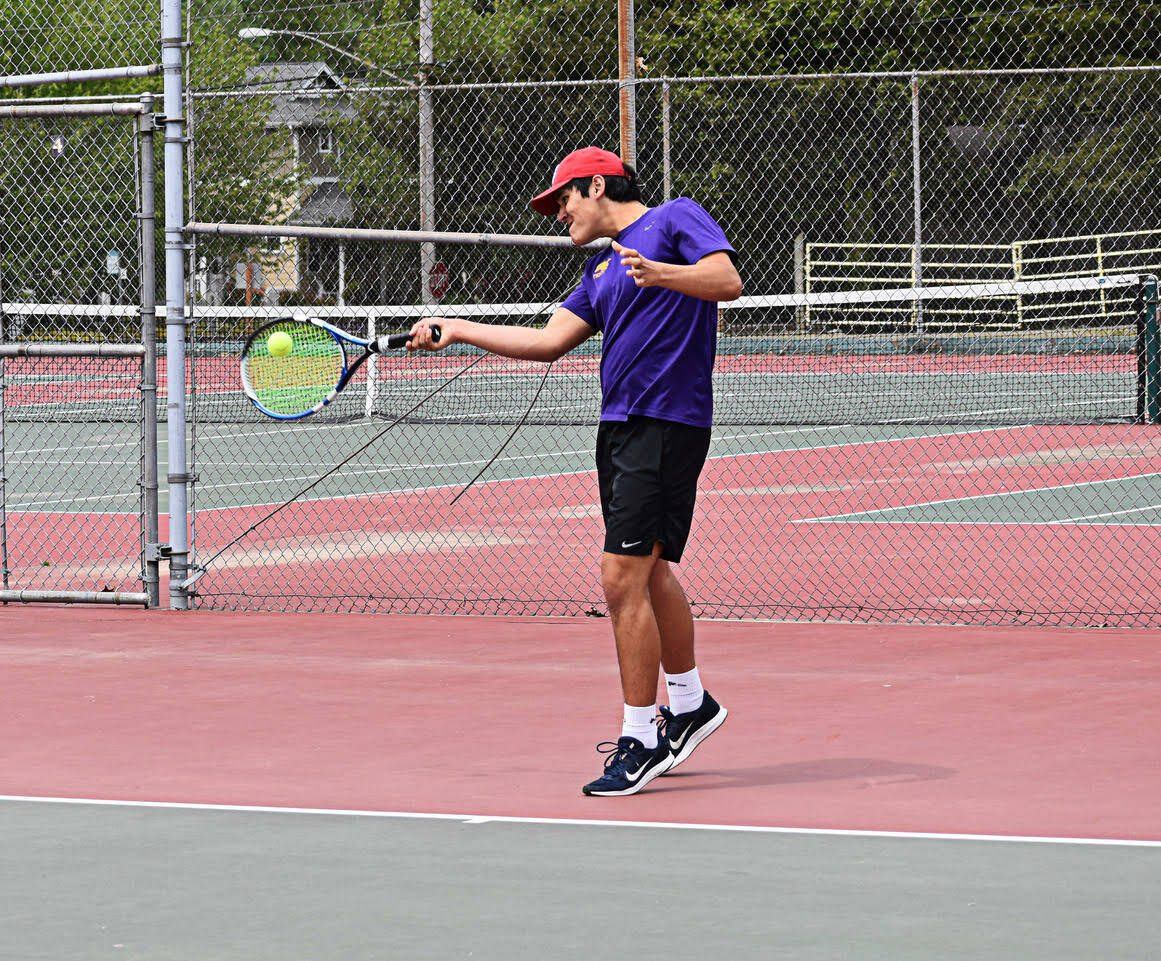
top-left (656, 706), bottom-right (678, 741)
top-left (594, 739), bottom-right (643, 775)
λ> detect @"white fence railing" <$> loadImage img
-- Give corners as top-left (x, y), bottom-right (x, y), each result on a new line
top-left (804, 229), bottom-right (1161, 331)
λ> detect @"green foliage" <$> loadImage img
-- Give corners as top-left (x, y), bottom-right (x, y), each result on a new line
top-left (0, 119), bottom-right (139, 305)
top-left (0, 0), bottom-right (156, 96)
top-left (4, 0), bottom-right (1161, 308)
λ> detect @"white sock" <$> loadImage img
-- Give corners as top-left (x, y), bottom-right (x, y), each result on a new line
top-left (621, 703), bottom-right (658, 749)
top-left (665, 667), bottom-right (704, 716)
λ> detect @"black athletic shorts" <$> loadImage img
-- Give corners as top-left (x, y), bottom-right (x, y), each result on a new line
top-left (595, 415), bottom-right (712, 562)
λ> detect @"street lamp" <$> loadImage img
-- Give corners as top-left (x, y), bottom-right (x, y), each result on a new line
top-left (238, 27), bottom-right (410, 84)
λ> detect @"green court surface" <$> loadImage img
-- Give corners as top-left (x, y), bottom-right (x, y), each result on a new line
top-left (8, 419), bottom-right (1161, 527)
top-left (2, 799), bottom-right (1158, 961)
top-left (801, 472), bottom-right (1161, 525)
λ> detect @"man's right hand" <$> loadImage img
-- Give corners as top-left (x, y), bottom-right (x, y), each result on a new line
top-left (408, 317), bottom-right (454, 351)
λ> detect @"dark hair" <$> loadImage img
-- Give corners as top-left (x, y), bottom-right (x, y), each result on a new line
top-left (566, 162), bottom-right (644, 204)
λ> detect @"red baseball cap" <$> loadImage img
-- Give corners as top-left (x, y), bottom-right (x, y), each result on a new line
top-left (529, 147), bottom-right (627, 216)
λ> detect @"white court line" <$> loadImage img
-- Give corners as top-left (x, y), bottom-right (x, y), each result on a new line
top-left (192, 423), bottom-right (1039, 513)
top-left (796, 470), bottom-right (1161, 523)
top-left (1050, 502), bottom-right (1161, 524)
top-left (19, 421), bottom-right (1037, 518)
top-left (1, 795), bottom-right (1158, 848)
top-left (8, 492), bottom-right (139, 511)
top-left (792, 519), bottom-right (1161, 527)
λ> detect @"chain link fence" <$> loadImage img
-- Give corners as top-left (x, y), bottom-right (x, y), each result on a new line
top-left (0, 105), bottom-right (158, 605)
top-left (4, 0), bottom-right (1161, 621)
top-left (0, 0), bottom-right (160, 87)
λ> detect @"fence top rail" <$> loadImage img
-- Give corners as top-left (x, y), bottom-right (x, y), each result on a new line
top-left (809, 242), bottom-right (1013, 251)
top-left (185, 220), bottom-right (607, 251)
top-left (0, 92), bottom-right (143, 106)
top-left (1019, 229), bottom-right (1161, 246)
top-left (0, 101), bottom-right (147, 119)
top-left (3, 301), bottom-right (561, 320)
top-left (3, 304), bottom-right (139, 317)
top-left (0, 64), bottom-right (162, 90)
top-left (191, 77), bottom-right (616, 98)
top-left (639, 64), bottom-right (1161, 84)
top-left (189, 63), bottom-right (1161, 98)
top-left (0, 342), bottom-right (146, 358)
top-left (186, 302), bottom-right (563, 319)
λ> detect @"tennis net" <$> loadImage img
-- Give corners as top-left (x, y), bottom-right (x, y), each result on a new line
top-left (320, 273), bottom-right (1157, 427)
top-left (3, 273), bottom-right (1155, 426)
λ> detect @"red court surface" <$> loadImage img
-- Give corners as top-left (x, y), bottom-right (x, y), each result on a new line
top-left (181, 423), bottom-right (1161, 622)
top-left (2, 608), bottom-right (1159, 840)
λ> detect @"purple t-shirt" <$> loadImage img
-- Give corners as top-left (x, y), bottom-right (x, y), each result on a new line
top-left (560, 197), bottom-right (734, 429)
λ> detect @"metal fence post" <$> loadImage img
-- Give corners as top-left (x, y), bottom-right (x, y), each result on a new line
top-left (163, 0), bottom-right (191, 608)
top-left (661, 79), bottom-right (671, 202)
top-left (618, 0), bottom-right (637, 164)
top-left (137, 94), bottom-right (161, 608)
top-left (910, 72), bottom-right (924, 336)
top-left (419, 0), bottom-right (437, 306)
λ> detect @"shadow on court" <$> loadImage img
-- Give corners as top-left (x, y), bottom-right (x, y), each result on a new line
top-left (659, 757), bottom-right (958, 791)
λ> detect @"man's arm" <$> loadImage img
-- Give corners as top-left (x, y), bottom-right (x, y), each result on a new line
top-left (611, 243), bottom-right (742, 301)
top-left (407, 306), bottom-right (595, 361)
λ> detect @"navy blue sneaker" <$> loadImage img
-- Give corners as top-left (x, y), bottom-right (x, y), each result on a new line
top-left (581, 736), bottom-right (674, 796)
top-left (658, 691), bottom-right (727, 773)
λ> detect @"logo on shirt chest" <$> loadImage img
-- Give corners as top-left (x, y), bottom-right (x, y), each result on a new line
top-left (593, 257), bottom-right (611, 280)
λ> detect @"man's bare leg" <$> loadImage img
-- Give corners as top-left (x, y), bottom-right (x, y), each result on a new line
top-left (600, 544), bottom-right (663, 707)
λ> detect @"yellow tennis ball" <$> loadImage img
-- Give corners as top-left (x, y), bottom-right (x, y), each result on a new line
top-left (267, 330), bottom-right (293, 357)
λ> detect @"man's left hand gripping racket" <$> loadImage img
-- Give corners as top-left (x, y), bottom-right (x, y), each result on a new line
top-left (240, 316), bottom-right (441, 420)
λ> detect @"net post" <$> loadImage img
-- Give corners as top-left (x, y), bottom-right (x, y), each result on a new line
top-left (794, 233), bottom-right (807, 333)
top-left (366, 313), bottom-right (377, 418)
top-left (0, 299), bottom-right (7, 597)
top-left (1142, 275), bottom-right (1160, 425)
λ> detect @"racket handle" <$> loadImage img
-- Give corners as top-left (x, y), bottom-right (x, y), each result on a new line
top-left (378, 324), bottom-right (442, 351)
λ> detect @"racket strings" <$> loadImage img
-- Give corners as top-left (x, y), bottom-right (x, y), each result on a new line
top-left (241, 321), bottom-right (346, 416)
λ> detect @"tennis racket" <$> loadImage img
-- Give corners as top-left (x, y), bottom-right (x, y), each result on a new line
top-left (240, 315), bottom-right (441, 420)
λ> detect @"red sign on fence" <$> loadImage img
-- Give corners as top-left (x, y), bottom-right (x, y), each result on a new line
top-left (429, 261), bottom-right (450, 300)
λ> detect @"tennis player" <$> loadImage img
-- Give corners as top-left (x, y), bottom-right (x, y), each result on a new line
top-left (409, 146), bottom-right (741, 796)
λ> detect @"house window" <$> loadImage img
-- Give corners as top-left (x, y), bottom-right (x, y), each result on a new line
top-left (318, 129), bottom-right (335, 154)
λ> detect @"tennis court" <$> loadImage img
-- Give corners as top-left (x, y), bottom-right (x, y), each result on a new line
top-left (8, 273), bottom-right (1161, 622)
top-left (2, 607), bottom-right (1158, 959)
top-left (6, 0), bottom-right (1161, 954)
top-left (9, 407), bottom-right (1161, 620)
